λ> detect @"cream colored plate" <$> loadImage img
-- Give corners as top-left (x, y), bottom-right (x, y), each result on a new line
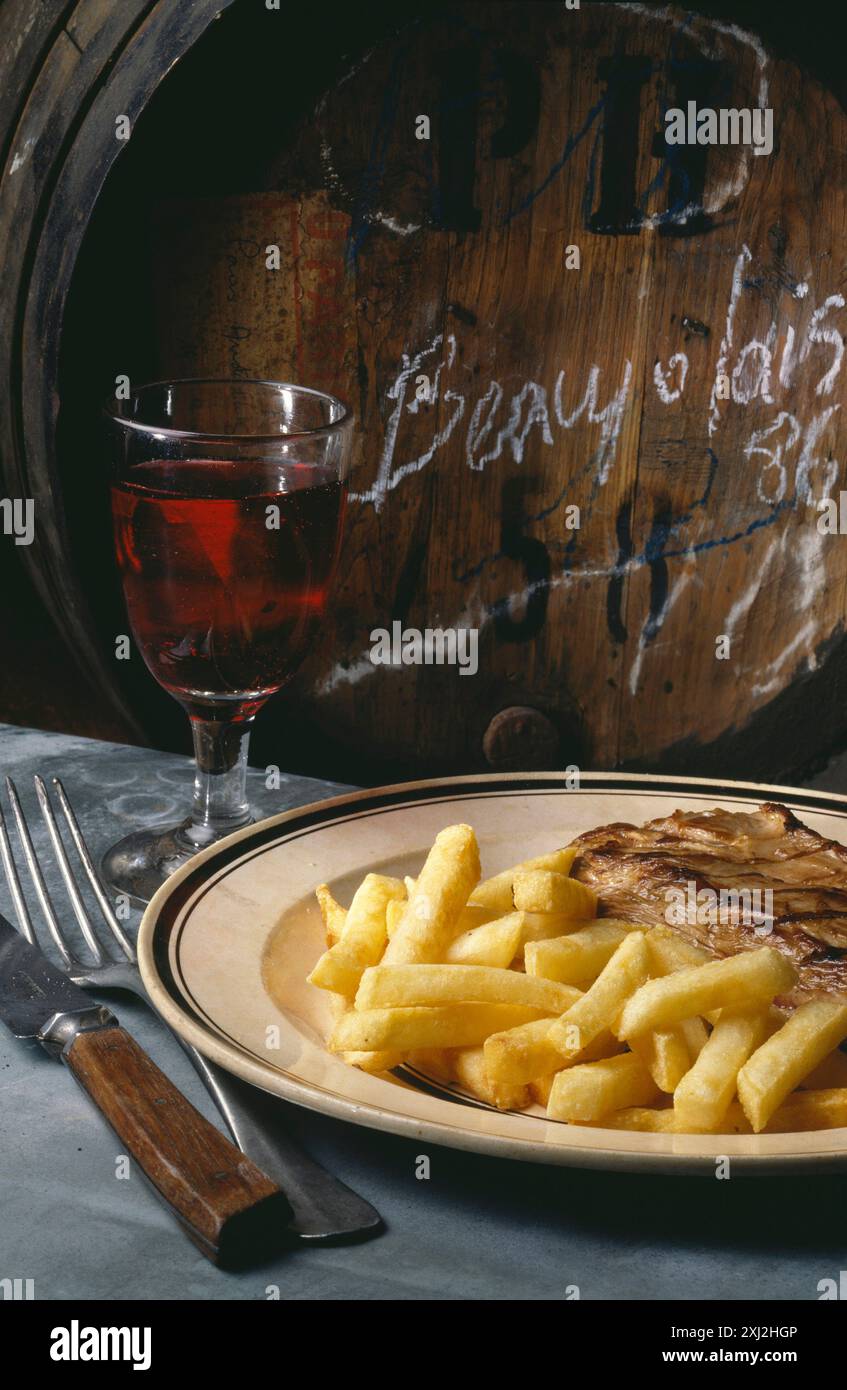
top-left (138, 772), bottom-right (847, 1174)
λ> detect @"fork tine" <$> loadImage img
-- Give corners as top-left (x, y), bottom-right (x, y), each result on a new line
top-left (5, 777), bottom-right (75, 969)
top-left (0, 796), bottom-right (37, 946)
top-left (50, 777), bottom-right (135, 962)
top-left (33, 776), bottom-right (106, 965)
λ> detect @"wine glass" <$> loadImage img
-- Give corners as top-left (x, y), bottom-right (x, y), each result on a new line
top-left (102, 378), bottom-right (352, 903)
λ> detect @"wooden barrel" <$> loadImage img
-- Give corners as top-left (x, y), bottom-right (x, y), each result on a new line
top-left (3, 0), bottom-right (847, 785)
top-left (0, 0), bottom-right (236, 745)
top-left (148, 1), bottom-right (847, 779)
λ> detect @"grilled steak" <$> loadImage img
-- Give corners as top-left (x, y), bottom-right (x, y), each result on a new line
top-left (570, 803), bottom-right (847, 1004)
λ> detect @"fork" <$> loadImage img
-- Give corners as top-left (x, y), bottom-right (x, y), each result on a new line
top-left (0, 773), bottom-right (381, 1243)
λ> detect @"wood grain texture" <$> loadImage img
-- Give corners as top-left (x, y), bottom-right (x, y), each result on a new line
top-left (0, 0), bottom-right (236, 745)
top-left (65, 1025), bottom-right (291, 1267)
top-left (153, 191), bottom-right (357, 400)
top-left (150, 2), bottom-right (847, 777)
top-left (0, 0), bottom-right (68, 175)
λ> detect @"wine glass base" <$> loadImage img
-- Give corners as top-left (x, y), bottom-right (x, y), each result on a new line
top-left (101, 821), bottom-right (212, 907)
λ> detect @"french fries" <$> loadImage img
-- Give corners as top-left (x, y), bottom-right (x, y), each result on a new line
top-left (548, 932), bottom-right (650, 1058)
top-left (308, 822), bottom-right (847, 1138)
top-left (736, 998), bottom-right (847, 1132)
top-left (604, 1090), bottom-right (847, 1134)
top-left (383, 824), bottom-right (481, 965)
top-left (597, 1106), bottom-right (678, 1133)
top-left (512, 869), bottom-right (596, 917)
top-left (455, 904), bottom-right (501, 934)
top-left (673, 1006), bottom-right (771, 1132)
top-left (516, 912), bottom-right (591, 951)
top-left (408, 1046), bottom-right (530, 1109)
top-left (316, 882), bottom-right (348, 946)
top-left (308, 873), bottom-right (405, 997)
top-left (483, 1016), bottom-right (562, 1087)
top-left (451, 1046), bottom-right (531, 1110)
top-left (646, 928), bottom-right (721, 1027)
top-left (679, 1015), bottom-right (710, 1059)
top-left (340, 1049), bottom-right (403, 1073)
top-left (646, 926), bottom-right (711, 975)
top-left (355, 963), bottom-right (581, 1014)
top-left (616, 947), bottom-right (797, 1040)
top-left (529, 1073), bottom-right (556, 1106)
top-left (445, 914), bottom-right (523, 967)
top-left (485, 1017), bottom-right (620, 1088)
top-left (629, 1026), bottom-right (692, 1093)
top-left (800, 1047), bottom-right (847, 1089)
top-left (407, 1048), bottom-right (454, 1081)
top-left (526, 920), bottom-right (640, 985)
top-left (385, 898), bottom-right (405, 938)
top-left (547, 1053), bottom-right (659, 1123)
top-left (311, 877), bottom-right (413, 1070)
top-left (329, 1002), bottom-right (547, 1052)
top-left (747, 1087), bottom-right (847, 1133)
top-left (469, 848), bottom-right (578, 914)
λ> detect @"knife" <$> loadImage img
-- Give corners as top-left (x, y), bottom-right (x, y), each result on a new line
top-left (0, 914), bottom-right (293, 1267)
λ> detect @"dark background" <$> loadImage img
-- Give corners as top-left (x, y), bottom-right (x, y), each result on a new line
top-left (4, 0), bottom-right (847, 783)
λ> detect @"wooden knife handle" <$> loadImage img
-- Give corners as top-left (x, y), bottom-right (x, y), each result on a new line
top-left (64, 1025), bottom-right (293, 1267)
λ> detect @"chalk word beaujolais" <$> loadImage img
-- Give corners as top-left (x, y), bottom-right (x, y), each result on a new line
top-left (353, 253), bottom-right (844, 517)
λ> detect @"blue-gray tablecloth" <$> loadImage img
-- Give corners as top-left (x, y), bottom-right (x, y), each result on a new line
top-left (1, 722), bottom-right (845, 1301)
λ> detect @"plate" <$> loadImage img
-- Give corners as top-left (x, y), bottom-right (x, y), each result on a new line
top-left (137, 772), bottom-right (847, 1174)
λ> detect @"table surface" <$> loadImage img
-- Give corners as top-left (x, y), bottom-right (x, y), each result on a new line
top-left (2, 721), bottom-right (847, 1302)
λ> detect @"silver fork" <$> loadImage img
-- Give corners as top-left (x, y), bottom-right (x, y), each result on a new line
top-left (0, 773), bottom-right (381, 1243)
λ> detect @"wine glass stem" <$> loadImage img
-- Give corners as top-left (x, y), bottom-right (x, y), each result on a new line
top-left (183, 714), bottom-right (255, 848)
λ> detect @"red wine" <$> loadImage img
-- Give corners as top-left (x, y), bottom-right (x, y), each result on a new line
top-left (111, 460), bottom-right (346, 718)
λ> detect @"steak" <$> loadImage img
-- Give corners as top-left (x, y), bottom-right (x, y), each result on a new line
top-left (569, 802), bottom-right (847, 1004)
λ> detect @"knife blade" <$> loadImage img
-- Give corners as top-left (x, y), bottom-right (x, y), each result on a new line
top-left (0, 913), bottom-right (114, 1046)
top-left (0, 913), bottom-right (293, 1266)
